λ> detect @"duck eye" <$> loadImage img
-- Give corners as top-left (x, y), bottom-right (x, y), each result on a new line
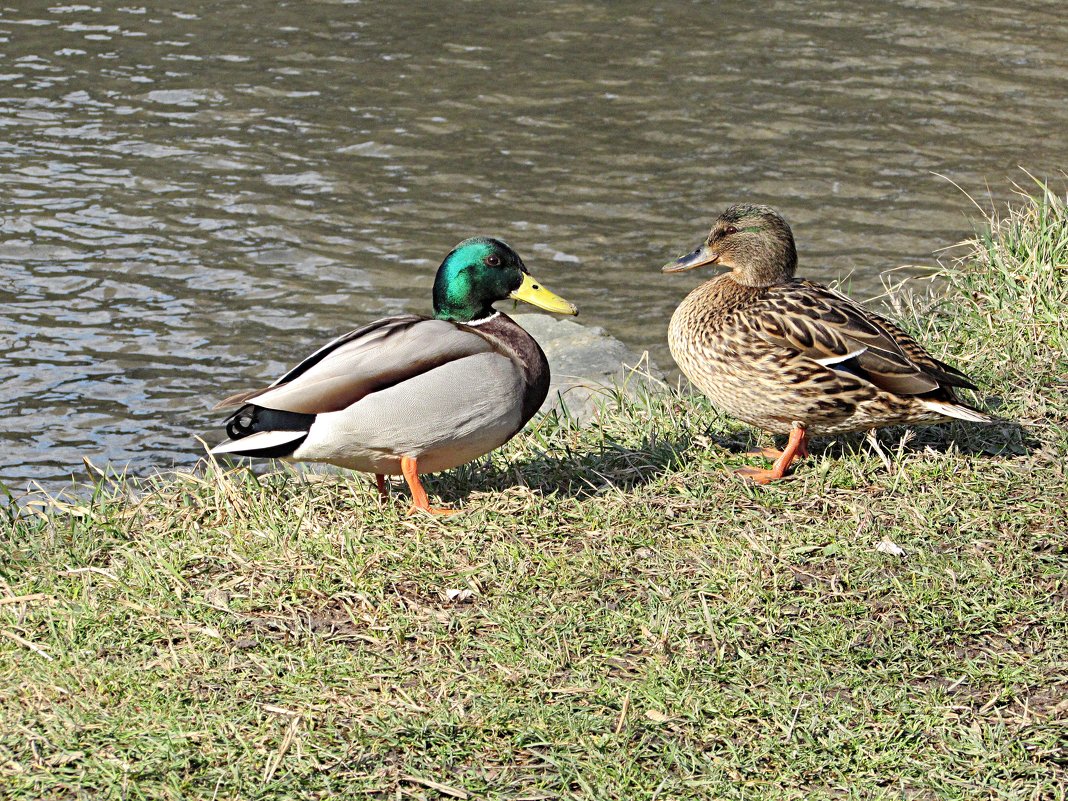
top-left (723, 225), bottom-right (738, 236)
top-left (485, 254), bottom-right (501, 267)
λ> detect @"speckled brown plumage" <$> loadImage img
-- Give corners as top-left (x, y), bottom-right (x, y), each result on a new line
top-left (663, 204), bottom-right (992, 481)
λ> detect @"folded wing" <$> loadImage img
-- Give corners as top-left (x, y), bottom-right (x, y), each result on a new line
top-left (752, 280), bottom-right (977, 396)
top-left (216, 315), bottom-right (499, 415)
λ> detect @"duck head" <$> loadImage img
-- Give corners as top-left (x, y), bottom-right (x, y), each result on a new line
top-left (434, 237), bottom-right (578, 322)
top-left (662, 204), bottom-right (798, 288)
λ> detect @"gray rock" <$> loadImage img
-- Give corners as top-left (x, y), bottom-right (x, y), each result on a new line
top-left (513, 313), bottom-right (667, 424)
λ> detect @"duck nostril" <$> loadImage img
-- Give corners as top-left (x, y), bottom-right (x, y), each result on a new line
top-left (532, 284), bottom-right (540, 290)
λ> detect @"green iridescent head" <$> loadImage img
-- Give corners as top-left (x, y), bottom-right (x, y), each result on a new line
top-left (432, 237), bottom-right (577, 322)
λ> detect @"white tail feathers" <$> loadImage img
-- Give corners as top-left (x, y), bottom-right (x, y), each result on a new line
top-left (920, 400), bottom-right (995, 424)
top-left (209, 429), bottom-right (307, 456)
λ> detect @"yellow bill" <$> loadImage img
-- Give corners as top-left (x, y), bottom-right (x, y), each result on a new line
top-left (509, 272), bottom-right (578, 315)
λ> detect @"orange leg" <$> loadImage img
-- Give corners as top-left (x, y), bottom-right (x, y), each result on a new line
top-left (400, 456), bottom-right (459, 516)
top-left (735, 424), bottom-right (808, 484)
top-left (375, 473), bottom-right (388, 503)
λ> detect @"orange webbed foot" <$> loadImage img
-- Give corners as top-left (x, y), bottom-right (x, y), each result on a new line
top-left (733, 466), bottom-right (781, 484)
top-left (406, 505), bottom-right (462, 517)
top-left (736, 424), bottom-right (808, 484)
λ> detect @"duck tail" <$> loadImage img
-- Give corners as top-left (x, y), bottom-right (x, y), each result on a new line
top-left (210, 429), bottom-right (309, 458)
top-left (920, 399), bottom-right (996, 424)
top-left (210, 405), bottom-right (316, 459)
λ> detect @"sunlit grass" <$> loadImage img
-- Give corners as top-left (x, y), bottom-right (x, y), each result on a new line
top-left (2, 184), bottom-right (1066, 800)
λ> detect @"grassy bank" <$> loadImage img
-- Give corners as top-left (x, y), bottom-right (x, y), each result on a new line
top-left (2, 185), bottom-right (1067, 800)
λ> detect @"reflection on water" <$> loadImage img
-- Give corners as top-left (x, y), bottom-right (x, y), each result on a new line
top-left (1, 1), bottom-right (1066, 490)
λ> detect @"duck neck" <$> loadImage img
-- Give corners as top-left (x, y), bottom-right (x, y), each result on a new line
top-left (734, 231), bottom-right (798, 287)
top-left (461, 311), bottom-right (501, 326)
top-left (433, 299), bottom-right (497, 323)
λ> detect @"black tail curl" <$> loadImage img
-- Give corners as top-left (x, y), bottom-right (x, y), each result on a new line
top-left (223, 404), bottom-right (316, 458)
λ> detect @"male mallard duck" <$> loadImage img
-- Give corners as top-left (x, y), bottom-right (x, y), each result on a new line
top-left (211, 237), bottom-right (577, 513)
top-left (663, 204), bottom-right (992, 483)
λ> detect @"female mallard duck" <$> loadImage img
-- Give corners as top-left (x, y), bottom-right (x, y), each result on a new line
top-left (211, 237), bottom-right (577, 514)
top-left (663, 204), bottom-right (992, 483)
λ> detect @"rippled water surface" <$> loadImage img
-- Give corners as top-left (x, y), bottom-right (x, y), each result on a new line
top-left (2, 0), bottom-right (1067, 490)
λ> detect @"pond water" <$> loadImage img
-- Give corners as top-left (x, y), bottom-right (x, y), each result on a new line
top-left (2, 0), bottom-right (1067, 491)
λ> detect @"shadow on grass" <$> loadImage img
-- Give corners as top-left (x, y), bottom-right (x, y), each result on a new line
top-left (818, 418), bottom-right (1034, 462)
top-left (417, 409), bottom-right (1035, 506)
top-left (427, 430), bottom-right (696, 502)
